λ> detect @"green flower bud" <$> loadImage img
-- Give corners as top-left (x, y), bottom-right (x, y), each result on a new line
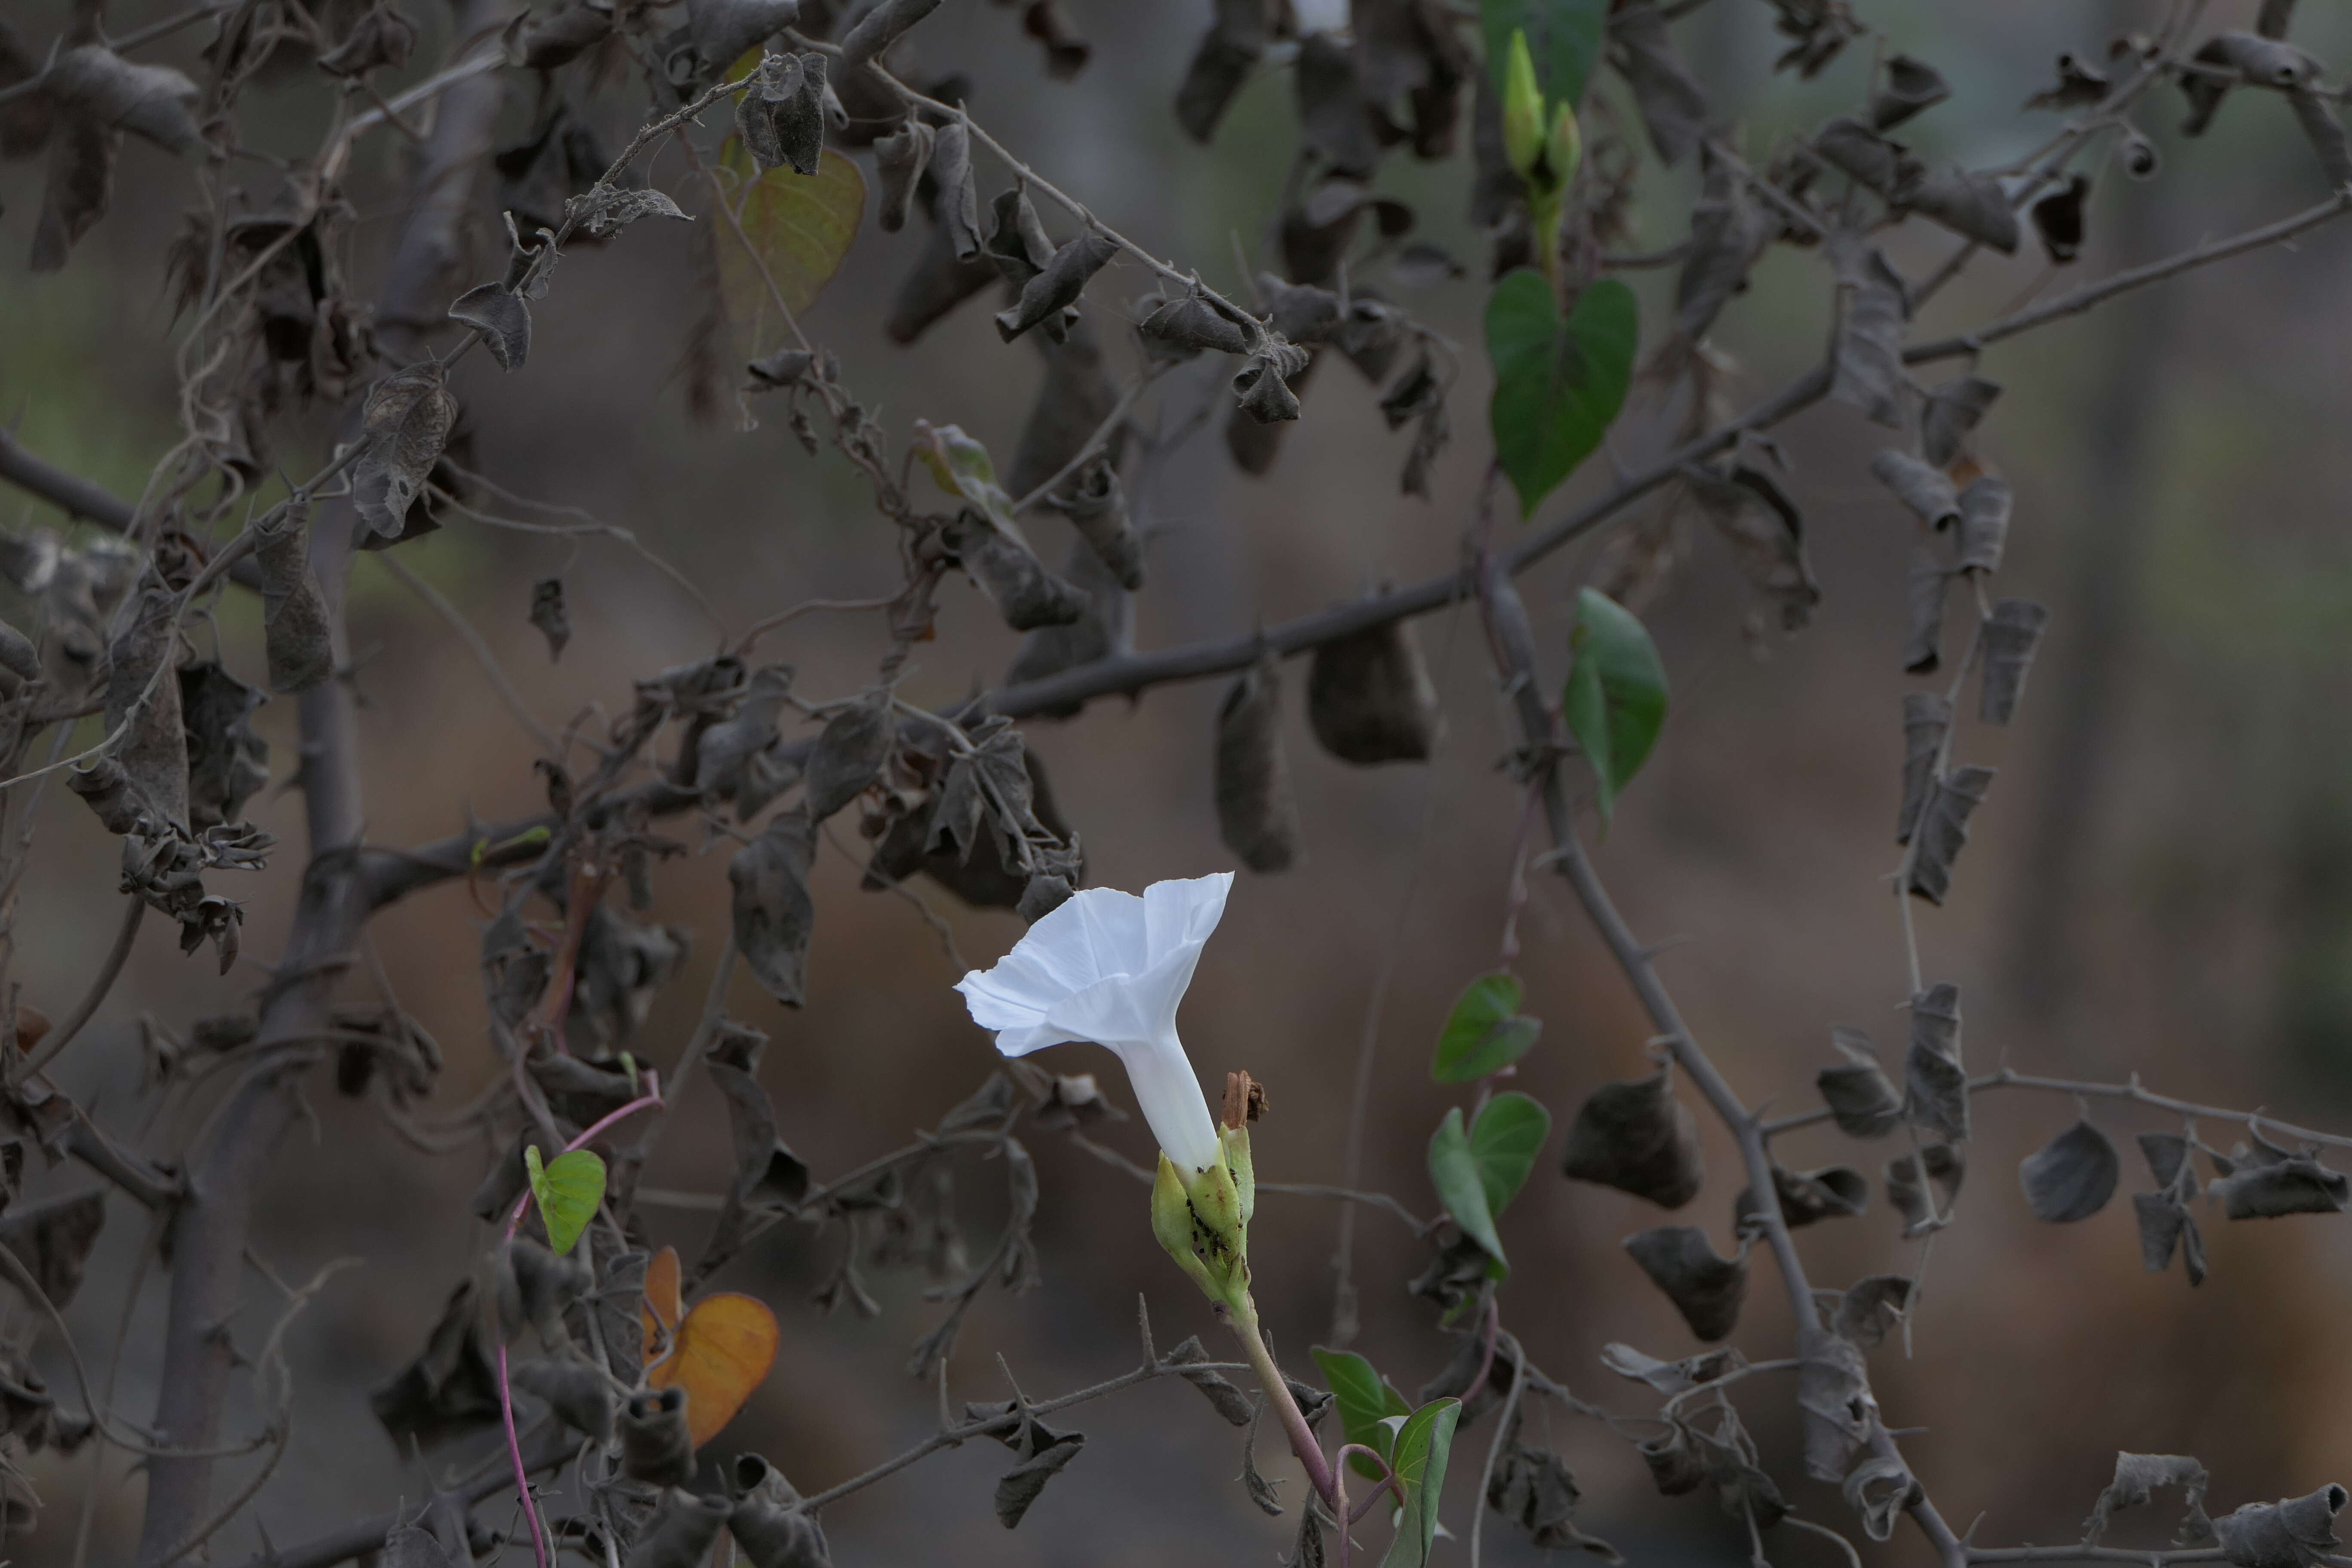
top-left (1151, 1146), bottom-right (1251, 1311)
top-left (1501, 30), bottom-right (1545, 182)
top-left (1546, 99), bottom-right (1582, 191)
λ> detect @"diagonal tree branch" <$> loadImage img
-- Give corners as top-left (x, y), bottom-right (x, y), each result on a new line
top-left (1473, 536), bottom-right (1968, 1568)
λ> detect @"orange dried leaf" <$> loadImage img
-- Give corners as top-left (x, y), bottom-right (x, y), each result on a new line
top-left (647, 1291), bottom-right (778, 1447)
top-left (640, 1244), bottom-right (683, 1362)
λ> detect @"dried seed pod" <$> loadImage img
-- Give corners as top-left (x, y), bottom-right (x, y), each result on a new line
top-left (510, 1356), bottom-right (615, 1442)
top-left (251, 496), bottom-right (334, 692)
top-left (1306, 615), bottom-right (1438, 765)
top-left (1954, 476), bottom-right (2011, 573)
top-left (1897, 692), bottom-right (1950, 843)
top-left (873, 117), bottom-right (933, 232)
top-left (1214, 655), bottom-right (1302, 874)
top-left (1043, 460), bottom-right (1142, 590)
top-left (619, 1387), bottom-right (697, 1486)
top-left (1560, 1069), bottom-right (1704, 1209)
top-left (627, 1487), bottom-right (732, 1568)
top-left (994, 233), bottom-right (1120, 342)
top-left (1622, 1225), bottom-right (1746, 1341)
top-left (1817, 1027), bottom-right (1904, 1138)
top-left (1978, 598), bottom-right (2049, 725)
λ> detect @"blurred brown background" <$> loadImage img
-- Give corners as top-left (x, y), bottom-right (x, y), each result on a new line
top-left (6, 0), bottom-right (2352, 1562)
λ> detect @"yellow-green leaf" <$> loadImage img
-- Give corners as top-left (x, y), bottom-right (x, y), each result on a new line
top-left (714, 142), bottom-right (865, 339)
top-left (524, 1145), bottom-right (606, 1256)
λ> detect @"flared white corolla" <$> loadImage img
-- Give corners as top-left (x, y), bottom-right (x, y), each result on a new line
top-left (955, 873), bottom-right (1232, 1176)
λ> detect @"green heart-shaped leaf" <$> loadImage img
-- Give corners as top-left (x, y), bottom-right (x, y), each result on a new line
top-left (1431, 971), bottom-right (1543, 1084)
top-left (1561, 587), bottom-right (1668, 825)
top-left (1379, 1398), bottom-right (1464, 1568)
top-left (1486, 272), bottom-right (1637, 519)
top-left (715, 143), bottom-right (866, 340)
top-left (1470, 1091), bottom-right (1552, 1220)
top-left (1310, 1346), bottom-right (1414, 1479)
top-left (1430, 1093), bottom-right (1555, 1273)
top-left (1428, 1107), bottom-right (1505, 1268)
top-left (1480, 0), bottom-right (1607, 108)
top-left (524, 1144), bottom-right (607, 1256)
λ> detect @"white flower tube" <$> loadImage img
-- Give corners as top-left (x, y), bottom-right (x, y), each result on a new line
top-left (956, 873), bottom-right (1232, 1175)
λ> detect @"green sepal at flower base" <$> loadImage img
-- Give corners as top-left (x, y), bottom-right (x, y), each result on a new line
top-left (1151, 1123), bottom-right (1255, 1312)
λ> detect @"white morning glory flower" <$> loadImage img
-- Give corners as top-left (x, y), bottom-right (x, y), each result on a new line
top-left (956, 873), bottom-right (1233, 1176)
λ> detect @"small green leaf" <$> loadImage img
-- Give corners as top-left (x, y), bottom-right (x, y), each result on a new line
top-left (1486, 273), bottom-right (1637, 518)
top-left (524, 1144), bottom-right (607, 1256)
top-left (1432, 971), bottom-right (1543, 1084)
top-left (1429, 1108), bottom-right (1506, 1268)
top-left (1379, 1398), bottom-right (1464, 1568)
top-left (1561, 587), bottom-right (1669, 824)
top-left (1470, 1091), bottom-right (1553, 1219)
top-left (1480, 0), bottom-right (1607, 108)
top-left (1310, 1347), bottom-right (1414, 1479)
top-left (913, 422), bottom-right (1027, 537)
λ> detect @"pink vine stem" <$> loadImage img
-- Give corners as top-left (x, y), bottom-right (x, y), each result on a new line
top-left (498, 1072), bottom-right (664, 1568)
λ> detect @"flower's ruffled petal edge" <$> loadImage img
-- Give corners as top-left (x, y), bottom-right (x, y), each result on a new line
top-left (954, 871), bottom-right (1235, 1171)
